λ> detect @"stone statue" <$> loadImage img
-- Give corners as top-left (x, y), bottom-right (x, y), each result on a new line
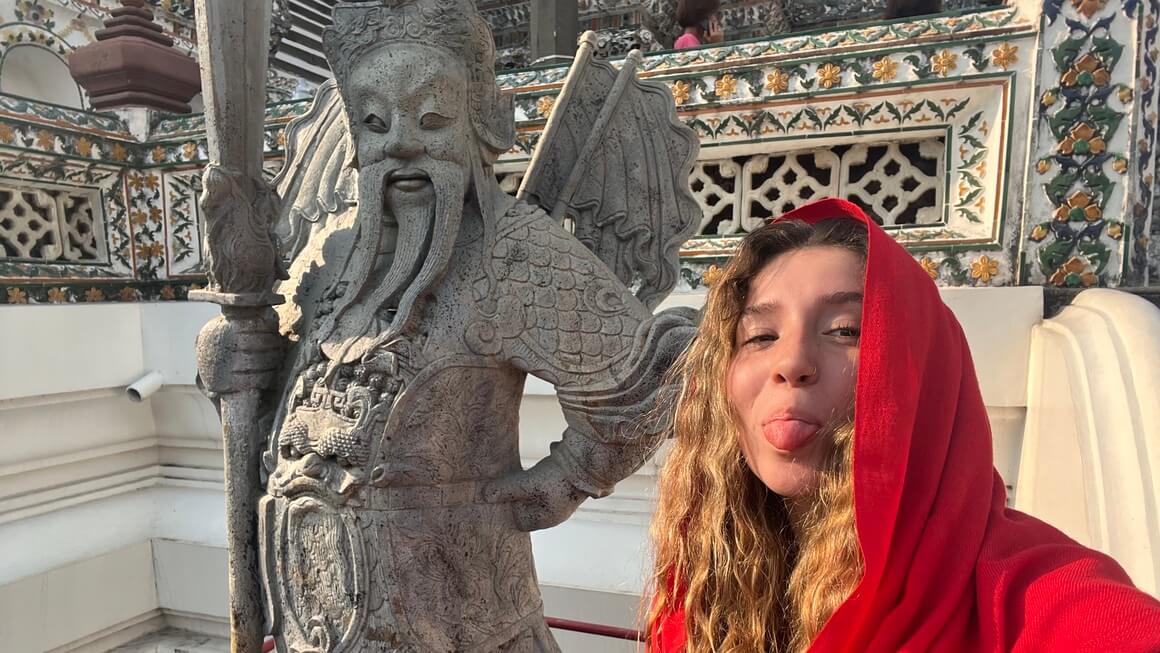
top-left (194, 0), bottom-right (701, 649)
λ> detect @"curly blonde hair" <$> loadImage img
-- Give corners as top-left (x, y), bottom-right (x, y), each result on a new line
top-left (647, 219), bottom-right (866, 652)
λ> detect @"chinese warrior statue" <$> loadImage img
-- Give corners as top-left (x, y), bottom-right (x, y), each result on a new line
top-left (195, 0), bottom-right (701, 649)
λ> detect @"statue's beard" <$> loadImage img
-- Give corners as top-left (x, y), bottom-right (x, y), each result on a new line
top-left (320, 157), bottom-right (468, 363)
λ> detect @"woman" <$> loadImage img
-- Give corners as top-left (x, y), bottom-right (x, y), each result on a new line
top-left (673, 0), bottom-right (724, 49)
top-left (648, 198), bottom-right (1160, 652)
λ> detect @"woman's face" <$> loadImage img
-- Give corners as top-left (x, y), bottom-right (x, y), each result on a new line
top-left (728, 245), bottom-right (863, 498)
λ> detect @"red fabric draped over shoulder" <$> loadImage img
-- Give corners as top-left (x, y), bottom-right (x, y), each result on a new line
top-left (649, 198), bottom-right (1160, 652)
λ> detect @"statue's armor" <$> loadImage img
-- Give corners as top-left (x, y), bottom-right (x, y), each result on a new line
top-left (259, 201), bottom-right (684, 652)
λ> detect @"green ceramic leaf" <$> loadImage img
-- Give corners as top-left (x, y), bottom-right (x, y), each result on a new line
top-left (1052, 37), bottom-right (1086, 71)
top-left (1083, 168), bottom-right (1115, 208)
top-left (1048, 104), bottom-right (1084, 139)
top-left (1091, 36), bottom-right (1125, 70)
top-left (1087, 104), bottom-right (1124, 140)
top-left (1077, 240), bottom-right (1111, 272)
top-left (1038, 238), bottom-right (1076, 272)
top-left (1046, 171), bottom-right (1079, 202)
top-left (850, 61), bottom-right (874, 86)
top-left (964, 46), bottom-right (989, 72)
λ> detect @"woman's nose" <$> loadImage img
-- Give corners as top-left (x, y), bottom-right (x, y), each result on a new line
top-left (770, 336), bottom-right (818, 386)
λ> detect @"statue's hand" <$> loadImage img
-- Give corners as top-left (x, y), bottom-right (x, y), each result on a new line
top-left (195, 309), bottom-right (286, 397)
top-left (483, 457), bottom-right (587, 532)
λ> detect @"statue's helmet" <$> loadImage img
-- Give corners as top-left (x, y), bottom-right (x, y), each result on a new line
top-left (322, 0), bottom-right (517, 166)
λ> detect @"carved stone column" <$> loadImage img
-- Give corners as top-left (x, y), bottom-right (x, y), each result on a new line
top-left (67, 0), bottom-right (201, 114)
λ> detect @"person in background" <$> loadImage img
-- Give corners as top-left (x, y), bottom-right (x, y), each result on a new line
top-left (674, 0), bottom-right (724, 49)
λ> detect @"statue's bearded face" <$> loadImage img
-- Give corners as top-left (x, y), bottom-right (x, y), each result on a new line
top-left (347, 44), bottom-right (472, 207)
top-left (340, 44), bottom-right (474, 326)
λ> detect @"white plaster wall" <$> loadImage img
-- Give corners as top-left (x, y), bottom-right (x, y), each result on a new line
top-left (0, 45), bottom-right (85, 109)
top-left (4, 285), bottom-right (1158, 651)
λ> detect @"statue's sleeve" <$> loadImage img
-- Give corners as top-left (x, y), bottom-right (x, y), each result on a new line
top-left (549, 307), bottom-right (698, 498)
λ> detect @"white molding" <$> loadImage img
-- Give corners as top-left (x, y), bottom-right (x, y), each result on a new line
top-left (49, 611), bottom-right (167, 653)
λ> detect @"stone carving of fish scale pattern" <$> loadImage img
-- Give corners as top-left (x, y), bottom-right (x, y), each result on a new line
top-left (489, 204), bottom-right (640, 382)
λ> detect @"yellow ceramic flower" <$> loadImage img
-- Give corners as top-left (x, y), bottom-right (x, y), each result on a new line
top-left (1049, 256), bottom-right (1092, 286)
top-left (6, 288), bottom-right (28, 304)
top-left (970, 255), bottom-right (999, 284)
top-left (1061, 53), bottom-right (1110, 87)
top-left (1071, 0), bottom-right (1108, 19)
top-left (145, 174), bottom-right (159, 190)
top-left (671, 80), bottom-right (691, 105)
top-left (991, 43), bottom-right (1019, 70)
top-left (151, 146), bottom-right (166, 163)
top-left (1030, 224), bottom-right (1049, 242)
top-left (1058, 123), bottom-right (1106, 155)
top-left (1042, 90), bottom-right (1058, 107)
top-left (1113, 157), bottom-right (1129, 174)
top-left (1053, 191), bottom-right (1103, 222)
top-left (714, 74), bottom-right (738, 99)
top-left (534, 96), bottom-right (554, 119)
top-left (1036, 159), bottom-right (1051, 174)
top-left (817, 63), bottom-right (842, 89)
top-left (0, 124), bottom-right (13, 144)
top-left (129, 209), bottom-right (148, 226)
top-left (764, 69), bottom-right (790, 94)
top-left (872, 56), bottom-right (898, 82)
top-left (1118, 86), bottom-right (1133, 103)
top-left (47, 287), bottom-right (68, 303)
top-left (119, 287), bottom-right (140, 302)
top-left (35, 130), bottom-right (55, 150)
top-left (183, 141), bottom-right (198, 160)
top-left (919, 257), bottom-right (938, 279)
top-left (931, 50), bottom-right (958, 76)
top-left (1107, 222), bottom-right (1123, 239)
top-left (111, 143), bottom-right (129, 162)
top-left (74, 137), bottom-right (93, 157)
top-left (137, 242), bottom-right (165, 260)
top-left (701, 264), bottom-right (722, 287)
top-left (84, 288), bottom-right (105, 302)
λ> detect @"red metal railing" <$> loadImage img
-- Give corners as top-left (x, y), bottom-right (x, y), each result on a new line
top-left (546, 616), bottom-right (647, 642)
top-left (260, 617), bottom-right (646, 650)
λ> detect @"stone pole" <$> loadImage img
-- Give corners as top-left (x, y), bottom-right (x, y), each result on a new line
top-left (190, 1), bottom-right (284, 651)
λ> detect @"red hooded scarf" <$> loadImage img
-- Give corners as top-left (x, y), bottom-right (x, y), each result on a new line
top-left (650, 198), bottom-right (1160, 652)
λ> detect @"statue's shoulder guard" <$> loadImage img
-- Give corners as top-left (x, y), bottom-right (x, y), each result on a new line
top-left (517, 32), bottom-right (701, 312)
top-left (468, 201), bottom-right (645, 387)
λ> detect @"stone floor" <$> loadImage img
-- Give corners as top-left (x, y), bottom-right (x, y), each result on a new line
top-left (109, 628), bottom-right (228, 653)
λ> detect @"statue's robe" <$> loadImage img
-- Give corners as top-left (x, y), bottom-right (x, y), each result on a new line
top-left (259, 198), bottom-right (694, 652)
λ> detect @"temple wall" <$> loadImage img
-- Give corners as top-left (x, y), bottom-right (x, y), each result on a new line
top-left (1, 0), bottom-right (1158, 650)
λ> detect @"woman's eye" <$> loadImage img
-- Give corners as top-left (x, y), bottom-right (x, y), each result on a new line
top-left (828, 326), bottom-right (861, 339)
top-left (744, 334), bottom-right (777, 346)
top-left (363, 113), bottom-right (389, 133)
top-left (420, 112), bottom-right (453, 129)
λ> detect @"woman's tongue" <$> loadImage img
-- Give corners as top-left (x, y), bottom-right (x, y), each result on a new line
top-left (762, 418), bottom-right (821, 453)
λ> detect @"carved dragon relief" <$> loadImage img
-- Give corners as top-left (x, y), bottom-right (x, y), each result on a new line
top-left (236, 1), bottom-right (702, 649)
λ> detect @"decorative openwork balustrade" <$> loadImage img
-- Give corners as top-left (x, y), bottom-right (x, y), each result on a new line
top-left (1, 3), bottom-right (1159, 305)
